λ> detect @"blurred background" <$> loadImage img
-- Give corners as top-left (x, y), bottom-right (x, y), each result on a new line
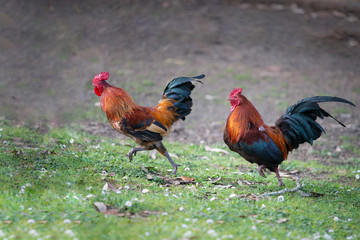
top-left (1, 0), bottom-right (359, 144)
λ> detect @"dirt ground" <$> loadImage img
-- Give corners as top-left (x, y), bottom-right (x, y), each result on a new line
top-left (1, 1), bottom-right (359, 153)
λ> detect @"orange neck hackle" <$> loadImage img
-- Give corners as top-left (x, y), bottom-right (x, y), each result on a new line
top-left (226, 95), bottom-right (264, 143)
top-left (100, 87), bottom-right (137, 121)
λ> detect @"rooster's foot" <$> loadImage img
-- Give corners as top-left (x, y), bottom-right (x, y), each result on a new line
top-left (127, 147), bottom-right (146, 162)
top-left (258, 165), bottom-right (268, 178)
top-left (127, 151), bottom-right (135, 162)
top-left (164, 152), bottom-right (180, 175)
top-left (171, 164), bottom-right (181, 175)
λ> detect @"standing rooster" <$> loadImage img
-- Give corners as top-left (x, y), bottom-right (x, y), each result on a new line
top-left (93, 72), bottom-right (204, 174)
top-left (224, 88), bottom-right (355, 186)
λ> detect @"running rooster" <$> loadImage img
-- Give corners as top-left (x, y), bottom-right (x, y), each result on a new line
top-left (224, 88), bottom-right (355, 186)
top-left (93, 72), bottom-right (204, 174)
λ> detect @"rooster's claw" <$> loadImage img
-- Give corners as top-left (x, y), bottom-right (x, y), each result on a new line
top-left (127, 151), bottom-right (135, 162)
top-left (127, 147), bottom-right (145, 162)
top-left (258, 165), bottom-right (267, 178)
top-left (171, 164), bottom-right (181, 175)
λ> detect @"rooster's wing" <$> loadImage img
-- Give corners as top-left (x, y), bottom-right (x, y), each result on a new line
top-left (115, 108), bottom-right (168, 142)
top-left (237, 129), bottom-right (284, 169)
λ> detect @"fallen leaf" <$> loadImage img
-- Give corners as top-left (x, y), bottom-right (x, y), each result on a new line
top-left (94, 202), bottom-right (107, 213)
top-left (205, 146), bottom-right (229, 155)
top-left (181, 176), bottom-right (195, 182)
top-left (276, 218), bottom-right (288, 224)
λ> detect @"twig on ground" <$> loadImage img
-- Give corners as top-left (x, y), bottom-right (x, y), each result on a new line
top-left (259, 176), bottom-right (302, 198)
top-left (138, 165), bottom-right (195, 186)
top-left (138, 165), bottom-right (172, 181)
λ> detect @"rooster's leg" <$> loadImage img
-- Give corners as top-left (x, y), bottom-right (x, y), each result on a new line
top-left (127, 147), bottom-right (146, 162)
top-left (155, 142), bottom-right (180, 174)
top-left (274, 167), bottom-right (285, 186)
top-left (258, 165), bottom-right (267, 178)
top-left (164, 152), bottom-right (180, 175)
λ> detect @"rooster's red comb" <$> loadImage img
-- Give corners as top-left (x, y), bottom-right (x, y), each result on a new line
top-left (93, 72), bottom-right (109, 84)
top-left (230, 88), bottom-right (243, 97)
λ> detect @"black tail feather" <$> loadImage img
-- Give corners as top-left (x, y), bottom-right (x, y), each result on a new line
top-left (277, 96), bottom-right (355, 150)
top-left (162, 74), bottom-right (204, 120)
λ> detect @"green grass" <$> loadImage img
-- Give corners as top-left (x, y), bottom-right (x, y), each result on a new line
top-left (352, 87), bottom-right (360, 94)
top-left (340, 135), bottom-right (360, 155)
top-left (232, 73), bottom-right (260, 84)
top-left (0, 123), bottom-right (359, 239)
top-left (142, 79), bottom-right (154, 86)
